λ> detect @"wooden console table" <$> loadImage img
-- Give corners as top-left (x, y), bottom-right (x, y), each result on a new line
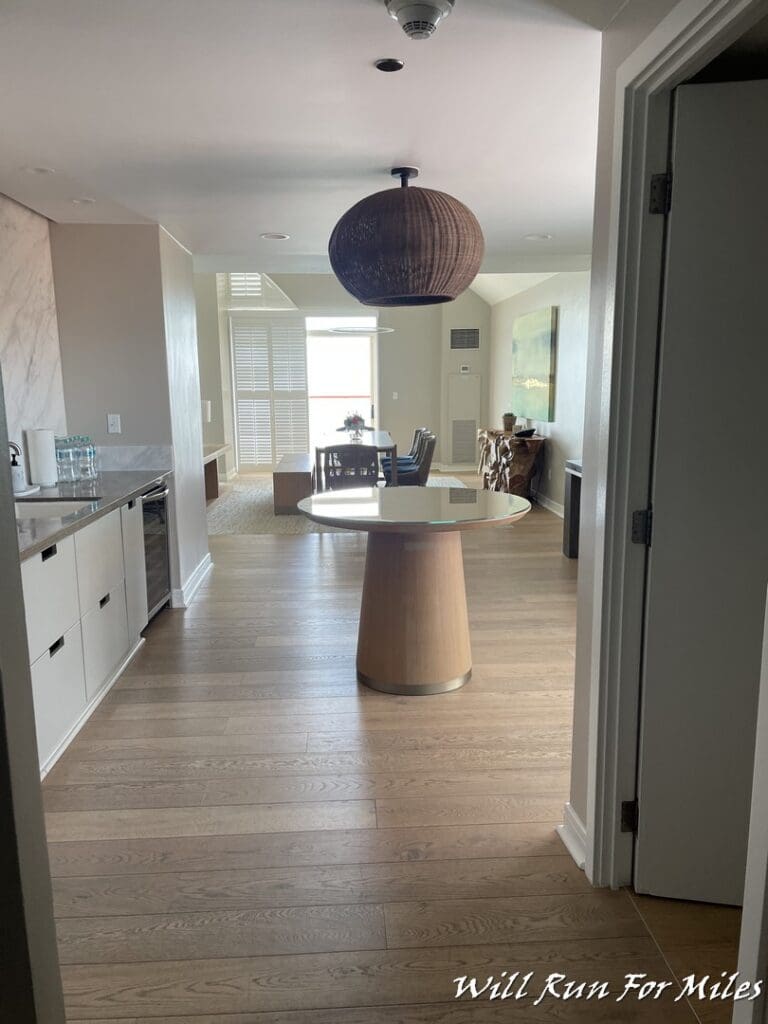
top-left (203, 443), bottom-right (232, 501)
top-left (478, 429), bottom-right (545, 498)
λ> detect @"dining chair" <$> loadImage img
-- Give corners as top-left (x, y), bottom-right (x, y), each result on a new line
top-left (384, 433), bottom-right (436, 487)
top-left (323, 444), bottom-right (380, 490)
top-left (381, 427), bottom-right (428, 473)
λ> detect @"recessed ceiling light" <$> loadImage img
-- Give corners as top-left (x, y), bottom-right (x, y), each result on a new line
top-left (260, 232), bottom-right (290, 240)
top-left (375, 57), bottom-right (405, 72)
top-left (524, 233), bottom-right (554, 242)
top-left (71, 197), bottom-right (96, 206)
top-left (25, 165), bottom-right (56, 175)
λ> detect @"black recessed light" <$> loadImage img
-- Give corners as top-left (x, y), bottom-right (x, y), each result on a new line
top-left (375, 57), bottom-right (405, 72)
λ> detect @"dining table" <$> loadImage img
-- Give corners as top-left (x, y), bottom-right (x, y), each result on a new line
top-left (315, 429), bottom-right (398, 487)
top-left (298, 485), bottom-right (531, 695)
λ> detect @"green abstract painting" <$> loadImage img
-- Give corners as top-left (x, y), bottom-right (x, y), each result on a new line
top-left (510, 306), bottom-right (558, 422)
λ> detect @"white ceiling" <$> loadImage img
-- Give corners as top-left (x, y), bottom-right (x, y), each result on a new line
top-left (0, 0), bottom-right (617, 273)
top-left (470, 272), bottom-right (558, 304)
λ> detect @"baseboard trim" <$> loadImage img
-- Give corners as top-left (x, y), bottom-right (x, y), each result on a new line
top-left (40, 637), bottom-right (145, 779)
top-left (434, 462), bottom-right (476, 473)
top-left (532, 490), bottom-right (565, 518)
top-left (172, 552), bottom-right (213, 608)
top-left (222, 468), bottom-right (237, 482)
top-left (557, 801), bottom-right (587, 870)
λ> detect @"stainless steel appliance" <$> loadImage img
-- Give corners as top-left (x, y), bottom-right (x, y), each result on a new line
top-left (142, 483), bottom-right (171, 620)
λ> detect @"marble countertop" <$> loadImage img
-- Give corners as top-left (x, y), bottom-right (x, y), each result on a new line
top-left (15, 470), bottom-right (172, 561)
top-left (203, 442), bottom-right (232, 464)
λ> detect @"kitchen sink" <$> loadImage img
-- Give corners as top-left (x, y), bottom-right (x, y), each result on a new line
top-left (15, 499), bottom-right (98, 519)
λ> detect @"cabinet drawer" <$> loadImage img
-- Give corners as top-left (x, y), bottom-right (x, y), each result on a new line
top-left (31, 621), bottom-right (86, 770)
top-left (81, 584), bottom-right (129, 700)
top-left (121, 498), bottom-right (148, 642)
top-left (21, 535), bottom-right (80, 663)
top-left (75, 509), bottom-right (124, 613)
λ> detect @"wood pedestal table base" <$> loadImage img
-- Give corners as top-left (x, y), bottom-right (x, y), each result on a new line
top-left (298, 486), bottom-right (531, 695)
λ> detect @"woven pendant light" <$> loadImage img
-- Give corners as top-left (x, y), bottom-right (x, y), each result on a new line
top-left (329, 167), bottom-right (484, 307)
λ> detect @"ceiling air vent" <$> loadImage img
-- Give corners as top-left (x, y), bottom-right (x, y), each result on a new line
top-left (450, 328), bottom-right (480, 350)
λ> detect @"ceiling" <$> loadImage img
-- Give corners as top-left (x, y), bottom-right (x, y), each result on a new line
top-left (470, 272), bottom-right (558, 304)
top-left (0, 0), bottom-right (618, 273)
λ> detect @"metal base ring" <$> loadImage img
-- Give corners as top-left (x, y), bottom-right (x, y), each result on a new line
top-left (356, 669), bottom-right (471, 696)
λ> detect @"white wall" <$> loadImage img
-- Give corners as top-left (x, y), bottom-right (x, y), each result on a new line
top-left (195, 273), bottom-right (225, 446)
top-left (160, 231), bottom-right (209, 594)
top-left (489, 272), bottom-right (590, 507)
top-left (0, 195), bottom-right (66, 456)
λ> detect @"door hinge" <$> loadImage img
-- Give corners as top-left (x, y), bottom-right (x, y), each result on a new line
top-left (631, 508), bottom-right (653, 546)
top-left (649, 172), bottom-right (672, 215)
top-left (621, 799), bottom-right (639, 834)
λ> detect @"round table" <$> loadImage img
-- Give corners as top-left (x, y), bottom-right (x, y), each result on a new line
top-left (298, 486), bottom-right (531, 695)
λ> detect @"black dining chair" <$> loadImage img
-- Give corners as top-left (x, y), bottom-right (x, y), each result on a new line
top-left (381, 427), bottom-right (428, 474)
top-left (384, 433), bottom-right (436, 487)
top-left (323, 444), bottom-right (380, 490)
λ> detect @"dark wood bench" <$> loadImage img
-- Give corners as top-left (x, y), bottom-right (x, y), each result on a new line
top-left (273, 453), bottom-right (313, 514)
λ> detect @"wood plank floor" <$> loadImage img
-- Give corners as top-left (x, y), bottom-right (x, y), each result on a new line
top-left (43, 503), bottom-right (739, 1023)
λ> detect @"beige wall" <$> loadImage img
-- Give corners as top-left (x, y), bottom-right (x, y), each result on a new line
top-left (377, 305), bottom-right (443, 458)
top-left (50, 224), bottom-right (172, 447)
top-left (270, 274), bottom-right (361, 313)
top-left (0, 195), bottom-right (66, 455)
top-left (570, 0), bottom-right (680, 826)
top-left (440, 289), bottom-right (491, 466)
top-left (489, 272), bottom-right (590, 507)
top-left (51, 223), bottom-right (208, 594)
top-left (160, 231), bottom-right (209, 592)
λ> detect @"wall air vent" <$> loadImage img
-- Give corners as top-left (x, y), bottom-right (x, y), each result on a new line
top-left (451, 419), bottom-right (477, 464)
top-left (450, 328), bottom-right (480, 350)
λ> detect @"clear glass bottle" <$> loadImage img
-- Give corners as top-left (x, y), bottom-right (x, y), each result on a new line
top-left (79, 435), bottom-right (96, 480)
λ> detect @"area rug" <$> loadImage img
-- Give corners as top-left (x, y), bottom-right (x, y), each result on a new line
top-left (207, 475), bottom-right (467, 536)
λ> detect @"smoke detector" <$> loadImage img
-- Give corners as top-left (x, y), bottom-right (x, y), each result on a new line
top-left (385, 0), bottom-right (455, 40)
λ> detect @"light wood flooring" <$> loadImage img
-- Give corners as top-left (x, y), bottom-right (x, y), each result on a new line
top-left (43, 503), bottom-right (740, 1022)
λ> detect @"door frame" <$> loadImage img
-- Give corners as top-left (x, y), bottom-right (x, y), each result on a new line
top-left (586, 0), bottom-right (768, 890)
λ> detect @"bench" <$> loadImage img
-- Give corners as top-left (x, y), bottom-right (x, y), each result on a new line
top-left (273, 453), bottom-right (313, 515)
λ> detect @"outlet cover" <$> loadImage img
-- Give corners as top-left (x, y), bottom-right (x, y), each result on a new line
top-left (107, 413), bottom-right (122, 434)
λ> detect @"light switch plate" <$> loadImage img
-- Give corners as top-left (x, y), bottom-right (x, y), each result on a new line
top-left (107, 413), bottom-right (122, 434)
top-left (392, 392), bottom-right (398, 400)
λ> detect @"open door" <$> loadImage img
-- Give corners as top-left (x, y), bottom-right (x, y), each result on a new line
top-left (634, 81), bottom-right (768, 904)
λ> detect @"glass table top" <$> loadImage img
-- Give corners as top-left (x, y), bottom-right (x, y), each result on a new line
top-left (298, 486), bottom-right (531, 532)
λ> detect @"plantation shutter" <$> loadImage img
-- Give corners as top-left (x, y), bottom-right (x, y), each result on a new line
top-left (230, 315), bottom-right (308, 467)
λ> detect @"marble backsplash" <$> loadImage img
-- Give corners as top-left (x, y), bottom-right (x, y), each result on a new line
top-left (0, 194), bottom-right (66, 457)
top-left (96, 445), bottom-right (174, 471)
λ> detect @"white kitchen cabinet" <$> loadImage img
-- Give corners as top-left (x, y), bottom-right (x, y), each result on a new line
top-left (30, 621), bottom-right (86, 768)
top-left (74, 508), bottom-right (124, 614)
top-left (80, 584), bottom-right (129, 700)
top-left (20, 534), bottom-right (80, 663)
top-left (121, 497), bottom-right (148, 643)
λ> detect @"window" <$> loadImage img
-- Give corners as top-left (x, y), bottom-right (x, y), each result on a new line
top-left (305, 317), bottom-right (376, 451)
top-left (230, 315), bottom-right (308, 469)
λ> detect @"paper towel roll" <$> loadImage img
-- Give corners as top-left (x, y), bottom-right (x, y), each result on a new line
top-left (26, 429), bottom-right (57, 487)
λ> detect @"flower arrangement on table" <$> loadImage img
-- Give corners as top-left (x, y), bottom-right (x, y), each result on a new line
top-left (343, 412), bottom-right (366, 438)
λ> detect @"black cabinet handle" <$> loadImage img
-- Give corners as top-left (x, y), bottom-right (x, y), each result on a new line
top-left (41, 544), bottom-right (58, 562)
top-left (99, 593), bottom-right (111, 608)
top-left (127, 499), bottom-right (135, 510)
top-left (49, 636), bottom-right (65, 657)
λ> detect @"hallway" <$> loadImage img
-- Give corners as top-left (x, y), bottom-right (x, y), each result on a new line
top-left (41, 509), bottom-right (737, 1021)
